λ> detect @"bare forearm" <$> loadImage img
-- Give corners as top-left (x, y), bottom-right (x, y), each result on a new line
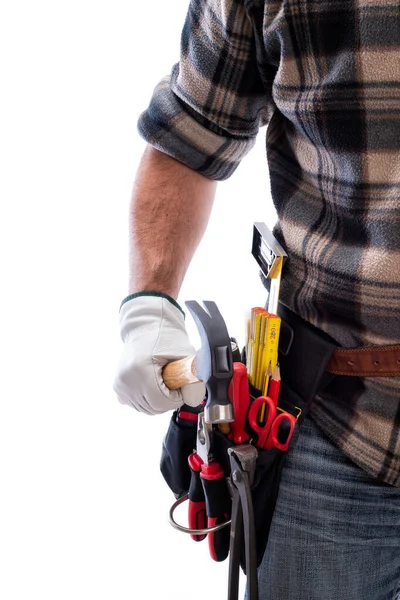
top-left (128, 146), bottom-right (217, 298)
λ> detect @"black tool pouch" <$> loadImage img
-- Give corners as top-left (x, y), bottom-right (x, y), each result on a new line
top-left (160, 412), bottom-right (198, 499)
top-left (160, 406), bottom-right (286, 569)
top-left (160, 302), bottom-right (339, 568)
top-left (211, 413), bottom-right (286, 572)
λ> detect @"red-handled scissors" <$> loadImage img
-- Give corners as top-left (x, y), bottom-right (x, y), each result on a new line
top-left (247, 396), bottom-right (296, 451)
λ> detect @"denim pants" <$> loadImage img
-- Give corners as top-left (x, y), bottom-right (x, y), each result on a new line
top-left (254, 416), bottom-right (400, 600)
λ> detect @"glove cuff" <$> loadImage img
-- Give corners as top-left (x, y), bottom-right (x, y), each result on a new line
top-left (120, 291), bottom-right (185, 317)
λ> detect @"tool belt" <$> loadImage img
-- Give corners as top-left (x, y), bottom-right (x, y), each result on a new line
top-left (160, 302), bottom-right (400, 597)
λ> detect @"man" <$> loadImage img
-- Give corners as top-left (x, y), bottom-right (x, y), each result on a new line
top-left (114, 1), bottom-right (400, 598)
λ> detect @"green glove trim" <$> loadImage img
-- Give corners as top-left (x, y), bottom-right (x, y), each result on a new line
top-left (120, 291), bottom-right (185, 318)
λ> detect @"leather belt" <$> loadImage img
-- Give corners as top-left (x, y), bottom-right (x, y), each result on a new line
top-left (278, 303), bottom-right (400, 380)
top-left (326, 345), bottom-right (400, 377)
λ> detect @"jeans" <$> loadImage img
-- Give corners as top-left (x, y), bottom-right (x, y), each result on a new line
top-left (254, 416), bottom-right (400, 600)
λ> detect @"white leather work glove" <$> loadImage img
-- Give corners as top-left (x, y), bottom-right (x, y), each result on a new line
top-left (113, 292), bottom-right (206, 415)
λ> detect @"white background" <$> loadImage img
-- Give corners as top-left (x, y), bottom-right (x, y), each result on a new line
top-left (0, 1), bottom-right (276, 598)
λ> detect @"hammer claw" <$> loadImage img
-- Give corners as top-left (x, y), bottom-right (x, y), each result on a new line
top-left (163, 300), bottom-right (234, 424)
top-left (185, 301), bottom-right (234, 425)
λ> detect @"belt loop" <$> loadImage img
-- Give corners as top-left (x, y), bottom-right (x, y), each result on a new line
top-left (277, 303), bottom-right (338, 414)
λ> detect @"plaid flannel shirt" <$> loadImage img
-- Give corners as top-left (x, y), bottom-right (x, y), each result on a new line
top-left (138, 0), bottom-right (400, 486)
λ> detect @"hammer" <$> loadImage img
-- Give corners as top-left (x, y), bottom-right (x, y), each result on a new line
top-left (163, 300), bottom-right (234, 425)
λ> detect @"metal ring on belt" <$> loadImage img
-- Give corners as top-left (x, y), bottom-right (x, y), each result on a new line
top-left (169, 494), bottom-right (232, 535)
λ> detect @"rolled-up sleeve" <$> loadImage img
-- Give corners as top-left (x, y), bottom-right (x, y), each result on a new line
top-left (137, 0), bottom-right (274, 180)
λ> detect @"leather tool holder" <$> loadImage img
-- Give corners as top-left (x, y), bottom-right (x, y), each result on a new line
top-left (160, 302), bottom-right (342, 570)
top-left (277, 303), bottom-right (338, 422)
top-left (160, 411), bottom-right (200, 500)
top-left (160, 392), bottom-right (292, 571)
top-left (211, 396), bottom-right (287, 574)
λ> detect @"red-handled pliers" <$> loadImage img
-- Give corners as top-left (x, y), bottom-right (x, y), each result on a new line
top-left (190, 413), bottom-right (231, 562)
top-left (187, 451), bottom-right (207, 541)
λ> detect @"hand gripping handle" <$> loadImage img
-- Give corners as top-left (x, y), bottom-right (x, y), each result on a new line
top-left (163, 356), bottom-right (200, 390)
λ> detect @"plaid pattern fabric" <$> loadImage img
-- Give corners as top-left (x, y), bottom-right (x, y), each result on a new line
top-left (138, 0), bottom-right (400, 486)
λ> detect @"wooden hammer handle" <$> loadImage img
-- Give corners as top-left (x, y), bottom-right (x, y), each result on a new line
top-left (162, 356), bottom-right (200, 390)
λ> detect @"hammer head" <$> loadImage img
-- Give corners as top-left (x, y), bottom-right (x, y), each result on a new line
top-left (185, 301), bottom-right (234, 425)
